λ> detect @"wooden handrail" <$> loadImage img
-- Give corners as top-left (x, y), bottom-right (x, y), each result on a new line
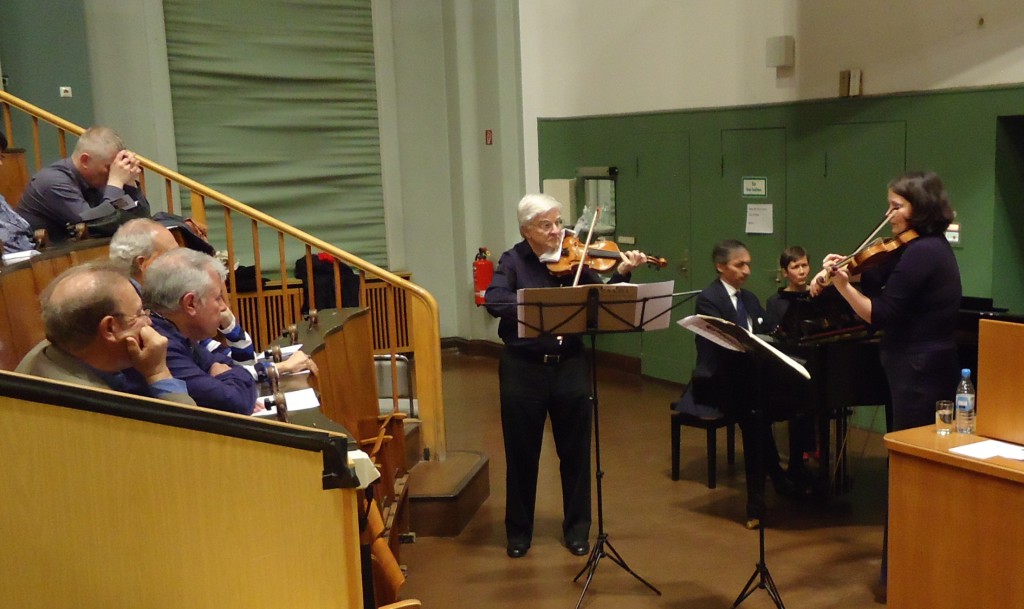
top-left (0, 88), bottom-right (448, 460)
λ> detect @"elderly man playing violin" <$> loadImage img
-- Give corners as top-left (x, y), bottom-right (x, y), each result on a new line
top-left (811, 171), bottom-right (961, 603)
top-left (484, 193), bottom-right (646, 560)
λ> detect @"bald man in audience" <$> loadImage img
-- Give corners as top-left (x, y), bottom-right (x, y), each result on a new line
top-left (16, 262), bottom-right (194, 405)
top-left (18, 126), bottom-right (151, 242)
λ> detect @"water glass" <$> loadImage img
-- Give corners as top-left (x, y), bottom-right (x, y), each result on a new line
top-left (935, 400), bottom-right (954, 435)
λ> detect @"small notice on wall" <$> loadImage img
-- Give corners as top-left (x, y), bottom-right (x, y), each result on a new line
top-left (742, 177), bottom-right (767, 197)
top-left (746, 203), bottom-right (773, 234)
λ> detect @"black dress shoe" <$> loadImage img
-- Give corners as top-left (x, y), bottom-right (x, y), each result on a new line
top-left (566, 540), bottom-right (589, 556)
top-left (506, 542), bottom-right (529, 558)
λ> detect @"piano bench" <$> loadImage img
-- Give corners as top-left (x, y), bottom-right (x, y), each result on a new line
top-left (670, 409), bottom-right (736, 489)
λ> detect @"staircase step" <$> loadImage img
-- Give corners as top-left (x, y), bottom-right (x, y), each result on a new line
top-left (408, 451), bottom-right (489, 537)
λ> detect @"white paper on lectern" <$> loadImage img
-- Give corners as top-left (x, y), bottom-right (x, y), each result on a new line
top-left (950, 439), bottom-right (1024, 460)
top-left (678, 314), bottom-right (810, 380)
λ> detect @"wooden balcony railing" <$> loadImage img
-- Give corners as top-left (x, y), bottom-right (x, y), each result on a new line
top-left (1, 89), bottom-right (448, 461)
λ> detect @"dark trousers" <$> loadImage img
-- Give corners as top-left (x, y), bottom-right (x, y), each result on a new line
top-left (736, 412), bottom-right (783, 520)
top-left (499, 350), bottom-right (592, 545)
top-left (879, 346), bottom-right (959, 585)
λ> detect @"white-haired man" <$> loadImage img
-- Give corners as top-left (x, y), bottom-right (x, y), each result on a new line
top-left (143, 248), bottom-right (315, 415)
top-left (484, 193), bottom-right (646, 559)
top-left (18, 125), bottom-right (150, 242)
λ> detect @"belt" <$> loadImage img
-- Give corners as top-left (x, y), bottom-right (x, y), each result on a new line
top-left (510, 348), bottom-right (580, 365)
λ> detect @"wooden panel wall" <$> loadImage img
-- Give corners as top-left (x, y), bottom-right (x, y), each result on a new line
top-left (0, 389), bottom-right (362, 609)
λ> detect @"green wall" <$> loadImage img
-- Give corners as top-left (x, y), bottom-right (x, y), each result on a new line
top-left (539, 85), bottom-right (1024, 383)
top-left (0, 0), bottom-right (95, 160)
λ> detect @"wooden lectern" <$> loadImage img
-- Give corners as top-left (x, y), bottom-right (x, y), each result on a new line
top-left (885, 319), bottom-right (1024, 609)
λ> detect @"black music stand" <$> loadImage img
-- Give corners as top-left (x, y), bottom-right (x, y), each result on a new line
top-left (517, 282), bottom-right (694, 609)
top-left (680, 315), bottom-right (810, 609)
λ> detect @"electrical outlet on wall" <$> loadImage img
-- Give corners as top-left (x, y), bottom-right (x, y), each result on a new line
top-left (59, 86), bottom-right (73, 98)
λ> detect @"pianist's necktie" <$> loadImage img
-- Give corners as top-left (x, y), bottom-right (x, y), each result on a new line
top-left (734, 291), bottom-right (749, 330)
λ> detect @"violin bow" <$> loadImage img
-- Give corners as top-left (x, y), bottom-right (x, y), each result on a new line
top-left (572, 206), bottom-right (601, 287)
top-left (838, 209), bottom-right (897, 267)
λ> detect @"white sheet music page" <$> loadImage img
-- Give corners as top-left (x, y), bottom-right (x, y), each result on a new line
top-left (625, 280), bottom-right (675, 330)
top-left (678, 314), bottom-right (810, 380)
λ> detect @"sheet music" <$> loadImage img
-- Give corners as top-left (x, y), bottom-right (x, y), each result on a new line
top-left (678, 314), bottom-right (810, 380)
top-left (625, 280), bottom-right (675, 329)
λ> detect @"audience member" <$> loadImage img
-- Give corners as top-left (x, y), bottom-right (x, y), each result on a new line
top-left (17, 126), bottom-right (150, 242)
top-left (142, 248), bottom-right (258, 414)
top-left (16, 262), bottom-right (194, 405)
top-left (111, 219), bottom-right (310, 372)
top-left (0, 132), bottom-right (35, 254)
top-left (143, 249), bottom-right (317, 414)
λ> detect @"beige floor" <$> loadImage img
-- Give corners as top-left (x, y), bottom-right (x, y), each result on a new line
top-left (402, 350), bottom-right (889, 608)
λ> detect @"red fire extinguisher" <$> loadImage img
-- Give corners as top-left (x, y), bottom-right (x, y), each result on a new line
top-left (473, 247), bottom-right (493, 306)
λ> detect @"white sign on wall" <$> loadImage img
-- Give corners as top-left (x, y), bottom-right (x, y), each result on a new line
top-left (742, 177), bottom-right (767, 197)
top-left (746, 203), bottom-right (773, 234)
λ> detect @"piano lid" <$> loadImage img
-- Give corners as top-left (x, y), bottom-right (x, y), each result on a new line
top-left (772, 288), bottom-right (868, 344)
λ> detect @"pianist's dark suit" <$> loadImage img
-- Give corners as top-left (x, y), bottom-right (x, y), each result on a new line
top-left (680, 278), bottom-right (786, 521)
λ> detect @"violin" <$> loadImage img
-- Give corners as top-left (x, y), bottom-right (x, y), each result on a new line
top-left (546, 233), bottom-right (667, 277)
top-left (840, 229), bottom-right (919, 275)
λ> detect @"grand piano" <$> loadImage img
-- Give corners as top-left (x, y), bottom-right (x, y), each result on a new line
top-left (765, 290), bottom-right (890, 495)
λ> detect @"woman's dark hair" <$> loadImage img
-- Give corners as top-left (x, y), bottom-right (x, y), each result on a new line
top-left (0, 131), bottom-right (7, 153)
top-left (888, 171), bottom-right (955, 235)
top-left (778, 245), bottom-right (807, 270)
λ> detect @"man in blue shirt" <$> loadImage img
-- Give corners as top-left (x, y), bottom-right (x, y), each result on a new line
top-left (142, 248), bottom-right (259, 415)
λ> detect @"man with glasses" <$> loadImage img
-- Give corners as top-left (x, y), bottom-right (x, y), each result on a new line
top-left (484, 193), bottom-right (646, 559)
top-left (142, 248), bottom-right (261, 415)
top-left (16, 262), bottom-right (194, 405)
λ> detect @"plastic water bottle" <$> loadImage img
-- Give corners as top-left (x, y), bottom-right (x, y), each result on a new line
top-left (955, 368), bottom-right (976, 434)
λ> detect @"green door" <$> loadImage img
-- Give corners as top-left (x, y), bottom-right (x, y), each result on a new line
top-left (632, 131), bottom-right (692, 382)
top-left (694, 128), bottom-right (789, 311)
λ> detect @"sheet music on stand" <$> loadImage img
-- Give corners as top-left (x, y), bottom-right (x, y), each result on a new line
top-left (516, 280), bottom-right (676, 338)
top-left (678, 314), bottom-right (811, 380)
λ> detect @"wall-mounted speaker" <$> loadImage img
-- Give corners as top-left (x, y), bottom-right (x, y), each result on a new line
top-left (766, 36), bottom-right (795, 68)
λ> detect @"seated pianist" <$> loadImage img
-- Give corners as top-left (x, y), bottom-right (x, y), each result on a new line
top-left (16, 262), bottom-right (194, 405)
top-left (674, 239), bottom-right (797, 529)
top-left (142, 248), bottom-right (316, 415)
top-left (17, 126), bottom-right (151, 243)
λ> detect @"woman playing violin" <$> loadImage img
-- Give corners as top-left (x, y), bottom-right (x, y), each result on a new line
top-left (812, 171), bottom-right (961, 601)
top-left (483, 193), bottom-right (646, 560)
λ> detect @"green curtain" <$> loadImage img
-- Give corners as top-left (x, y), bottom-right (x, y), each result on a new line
top-left (163, 0), bottom-right (386, 270)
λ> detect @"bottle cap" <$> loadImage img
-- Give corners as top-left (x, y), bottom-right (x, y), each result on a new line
top-left (961, 368), bottom-right (970, 376)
